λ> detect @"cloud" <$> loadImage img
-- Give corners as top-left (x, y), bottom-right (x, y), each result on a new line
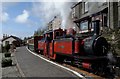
top-left (15, 9), bottom-right (39, 27)
top-left (0, 12), bottom-right (9, 22)
top-left (15, 10), bottom-right (29, 23)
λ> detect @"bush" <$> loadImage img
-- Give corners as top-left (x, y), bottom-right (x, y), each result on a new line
top-left (117, 41), bottom-right (120, 49)
top-left (4, 44), bottom-right (10, 52)
top-left (2, 46), bottom-right (6, 53)
top-left (4, 53), bottom-right (11, 57)
top-left (2, 58), bottom-right (12, 67)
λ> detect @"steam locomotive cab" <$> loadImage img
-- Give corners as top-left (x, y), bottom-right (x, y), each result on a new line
top-left (38, 28), bottom-right (64, 59)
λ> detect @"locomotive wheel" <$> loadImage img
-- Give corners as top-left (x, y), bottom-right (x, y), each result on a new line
top-left (56, 54), bottom-right (65, 63)
top-left (40, 50), bottom-right (44, 55)
top-left (94, 64), bottom-right (106, 76)
top-left (38, 50), bottom-right (43, 55)
top-left (92, 61), bottom-right (109, 76)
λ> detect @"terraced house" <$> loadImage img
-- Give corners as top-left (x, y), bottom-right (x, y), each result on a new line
top-left (2, 35), bottom-right (22, 47)
top-left (71, 0), bottom-right (120, 33)
top-left (47, 16), bottom-right (61, 30)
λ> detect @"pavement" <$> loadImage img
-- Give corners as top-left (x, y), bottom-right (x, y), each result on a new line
top-left (15, 46), bottom-right (78, 77)
top-left (2, 52), bottom-right (21, 77)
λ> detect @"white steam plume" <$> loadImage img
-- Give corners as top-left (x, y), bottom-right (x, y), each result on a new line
top-left (54, 2), bottom-right (74, 29)
top-left (32, 0), bottom-right (78, 29)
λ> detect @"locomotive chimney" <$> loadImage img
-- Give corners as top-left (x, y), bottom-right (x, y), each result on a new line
top-left (93, 20), bottom-right (100, 36)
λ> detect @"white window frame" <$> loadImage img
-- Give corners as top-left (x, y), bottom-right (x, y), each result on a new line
top-left (84, 2), bottom-right (89, 13)
top-left (72, 8), bottom-right (75, 18)
top-left (80, 21), bottom-right (89, 33)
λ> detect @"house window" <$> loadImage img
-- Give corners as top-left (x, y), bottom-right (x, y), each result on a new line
top-left (103, 15), bottom-right (107, 27)
top-left (72, 8), bottom-right (75, 18)
top-left (80, 21), bottom-right (88, 31)
top-left (85, 2), bottom-right (89, 13)
top-left (5, 41), bottom-right (9, 45)
top-left (56, 32), bottom-right (60, 36)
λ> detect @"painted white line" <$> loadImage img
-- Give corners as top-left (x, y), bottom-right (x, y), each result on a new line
top-left (14, 53), bottom-right (25, 77)
top-left (26, 47), bottom-right (85, 79)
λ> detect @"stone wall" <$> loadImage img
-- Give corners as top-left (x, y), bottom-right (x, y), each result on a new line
top-left (109, 2), bottom-right (119, 29)
top-left (118, 1), bottom-right (120, 27)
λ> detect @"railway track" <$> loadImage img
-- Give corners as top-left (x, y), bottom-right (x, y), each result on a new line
top-left (62, 64), bottom-right (102, 79)
top-left (55, 61), bottom-right (105, 79)
top-left (61, 60), bottom-right (120, 79)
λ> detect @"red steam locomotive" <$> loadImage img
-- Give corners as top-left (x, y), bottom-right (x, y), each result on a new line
top-left (35, 20), bottom-right (111, 72)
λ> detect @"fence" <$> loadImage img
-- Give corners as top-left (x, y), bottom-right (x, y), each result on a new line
top-left (0, 44), bottom-right (1, 53)
top-left (28, 44), bottom-right (34, 52)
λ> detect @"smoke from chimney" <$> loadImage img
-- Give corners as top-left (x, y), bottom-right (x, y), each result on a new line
top-left (32, 0), bottom-right (79, 29)
top-left (107, 52), bottom-right (116, 64)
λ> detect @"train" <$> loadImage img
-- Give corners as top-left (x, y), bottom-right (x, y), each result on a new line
top-left (30, 20), bottom-right (117, 73)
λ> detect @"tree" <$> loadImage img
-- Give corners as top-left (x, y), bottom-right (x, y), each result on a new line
top-left (34, 28), bottom-right (46, 36)
top-left (34, 31), bottom-right (39, 36)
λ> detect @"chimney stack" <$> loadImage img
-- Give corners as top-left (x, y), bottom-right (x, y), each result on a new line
top-left (3, 34), bottom-right (5, 39)
top-left (93, 20), bottom-right (100, 36)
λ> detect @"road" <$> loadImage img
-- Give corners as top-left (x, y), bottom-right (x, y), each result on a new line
top-left (15, 46), bottom-right (78, 78)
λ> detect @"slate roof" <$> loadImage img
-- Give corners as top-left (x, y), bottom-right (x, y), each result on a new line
top-left (2, 35), bottom-right (22, 42)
